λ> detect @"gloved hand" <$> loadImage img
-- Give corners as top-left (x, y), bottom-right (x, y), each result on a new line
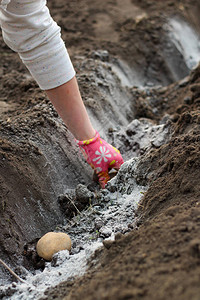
top-left (77, 131), bottom-right (124, 188)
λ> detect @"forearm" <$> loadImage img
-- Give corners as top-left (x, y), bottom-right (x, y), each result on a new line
top-left (46, 78), bottom-right (96, 140)
top-left (0, 0), bottom-right (75, 89)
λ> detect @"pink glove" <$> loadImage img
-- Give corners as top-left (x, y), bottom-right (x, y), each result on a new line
top-left (77, 131), bottom-right (124, 188)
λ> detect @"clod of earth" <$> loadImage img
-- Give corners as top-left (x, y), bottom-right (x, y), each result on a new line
top-left (36, 232), bottom-right (71, 261)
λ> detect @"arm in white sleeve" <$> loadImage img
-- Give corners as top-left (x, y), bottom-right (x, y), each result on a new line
top-left (0, 0), bottom-right (75, 90)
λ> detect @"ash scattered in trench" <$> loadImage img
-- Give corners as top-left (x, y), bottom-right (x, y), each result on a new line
top-left (112, 117), bottom-right (171, 160)
top-left (0, 157), bottom-right (148, 300)
top-left (0, 112), bottom-right (171, 300)
top-left (0, 15), bottom-right (199, 300)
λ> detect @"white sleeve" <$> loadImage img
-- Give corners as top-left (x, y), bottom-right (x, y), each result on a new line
top-left (0, 0), bottom-right (76, 90)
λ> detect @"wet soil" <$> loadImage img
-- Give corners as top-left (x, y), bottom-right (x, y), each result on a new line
top-left (0, 0), bottom-right (200, 299)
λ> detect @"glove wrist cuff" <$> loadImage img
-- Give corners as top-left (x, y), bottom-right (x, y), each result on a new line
top-left (76, 130), bottom-right (100, 146)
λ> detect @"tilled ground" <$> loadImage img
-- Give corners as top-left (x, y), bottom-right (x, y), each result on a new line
top-left (40, 63), bottom-right (200, 300)
top-left (0, 0), bottom-right (200, 299)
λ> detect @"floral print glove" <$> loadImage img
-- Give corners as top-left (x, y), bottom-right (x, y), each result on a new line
top-left (77, 131), bottom-right (124, 188)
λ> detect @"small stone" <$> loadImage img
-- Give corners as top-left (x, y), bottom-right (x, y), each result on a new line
top-left (99, 227), bottom-right (112, 238)
top-left (178, 76), bottom-right (189, 87)
top-left (189, 239), bottom-right (200, 258)
top-left (94, 217), bottom-right (104, 230)
top-left (36, 232), bottom-right (71, 261)
top-left (115, 232), bottom-right (123, 240)
top-left (91, 50), bottom-right (109, 61)
top-left (12, 283), bottom-right (17, 288)
top-left (160, 114), bottom-right (170, 125)
top-left (184, 96), bottom-right (192, 104)
top-left (128, 223), bottom-right (133, 229)
top-left (75, 184), bottom-right (94, 204)
top-left (103, 240), bottom-right (113, 249)
top-left (107, 184), bottom-right (117, 193)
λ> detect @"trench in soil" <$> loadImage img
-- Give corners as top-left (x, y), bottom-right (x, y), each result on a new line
top-left (0, 15), bottom-right (200, 300)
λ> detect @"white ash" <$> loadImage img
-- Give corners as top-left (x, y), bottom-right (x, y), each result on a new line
top-left (113, 118), bottom-right (170, 159)
top-left (0, 158), bottom-right (147, 300)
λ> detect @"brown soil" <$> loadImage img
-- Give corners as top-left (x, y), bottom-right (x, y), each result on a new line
top-left (42, 65), bottom-right (200, 300)
top-left (0, 0), bottom-right (200, 299)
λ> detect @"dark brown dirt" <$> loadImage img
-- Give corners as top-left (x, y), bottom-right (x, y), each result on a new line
top-left (42, 63), bottom-right (200, 300)
top-left (0, 0), bottom-right (200, 298)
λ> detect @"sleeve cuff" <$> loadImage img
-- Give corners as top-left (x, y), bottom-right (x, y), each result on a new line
top-left (19, 42), bottom-right (76, 90)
